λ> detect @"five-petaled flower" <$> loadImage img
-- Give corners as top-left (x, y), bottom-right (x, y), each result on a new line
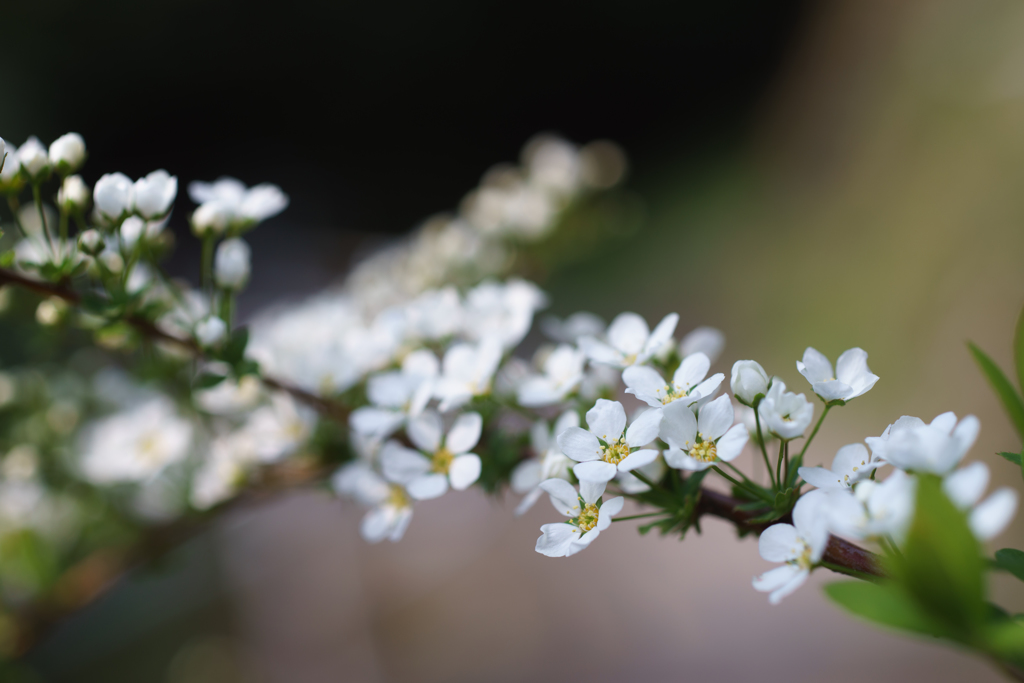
top-left (753, 490), bottom-right (830, 604)
top-left (796, 347), bottom-right (878, 404)
top-left (578, 311), bottom-right (678, 369)
top-left (798, 443), bottom-right (885, 490)
top-left (659, 394), bottom-right (749, 471)
top-left (557, 399), bottom-right (662, 482)
top-left (534, 478), bottom-right (624, 557)
top-left (380, 411), bottom-right (483, 500)
top-left (757, 380), bottom-right (814, 440)
top-left (623, 351), bottom-right (723, 412)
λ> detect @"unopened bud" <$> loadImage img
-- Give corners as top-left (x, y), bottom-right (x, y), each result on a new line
top-left (78, 229), bottom-right (104, 255)
top-left (59, 175), bottom-right (91, 210)
top-left (17, 137), bottom-right (50, 180)
top-left (191, 202), bottom-right (230, 237)
top-left (214, 238), bottom-right (251, 290)
top-left (93, 172), bottom-right (133, 221)
top-left (194, 316), bottom-right (228, 347)
top-left (48, 132), bottom-right (87, 174)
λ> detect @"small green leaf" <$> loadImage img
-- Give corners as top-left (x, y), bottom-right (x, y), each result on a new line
top-left (222, 326), bottom-right (249, 364)
top-left (998, 451), bottom-right (1023, 466)
top-left (995, 549), bottom-right (1024, 582)
top-left (969, 342), bottom-right (1024, 441)
top-left (985, 621), bottom-right (1024, 667)
top-left (194, 373), bottom-right (227, 390)
top-left (824, 581), bottom-right (953, 639)
top-left (894, 475), bottom-right (986, 634)
top-left (0, 249), bottom-right (14, 267)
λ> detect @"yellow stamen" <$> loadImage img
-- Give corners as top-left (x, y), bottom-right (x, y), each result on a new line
top-left (432, 447), bottom-right (454, 474)
top-left (577, 503), bottom-right (600, 532)
top-left (690, 437), bottom-right (717, 463)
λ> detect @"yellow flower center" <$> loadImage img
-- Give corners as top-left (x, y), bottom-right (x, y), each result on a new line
top-left (601, 438), bottom-right (630, 465)
top-left (388, 484), bottom-right (410, 509)
top-left (577, 503), bottom-right (600, 532)
top-left (137, 432), bottom-right (163, 464)
top-left (690, 438), bottom-right (717, 463)
top-left (432, 447), bottom-right (454, 474)
top-left (661, 384), bottom-right (683, 405)
top-left (792, 543), bottom-right (813, 570)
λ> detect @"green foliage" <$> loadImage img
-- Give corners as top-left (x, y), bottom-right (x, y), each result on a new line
top-left (968, 342), bottom-right (1024, 442)
top-left (476, 429), bottom-right (530, 494)
top-left (994, 549), bottom-right (1024, 582)
top-left (825, 581), bottom-right (952, 639)
top-left (634, 469), bottom-right (709, 538)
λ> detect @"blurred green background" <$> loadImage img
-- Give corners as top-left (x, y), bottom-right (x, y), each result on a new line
top-left (5, 0), bottom-right (1024, 681)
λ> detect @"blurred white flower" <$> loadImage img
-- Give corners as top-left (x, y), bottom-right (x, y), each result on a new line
top-left (93, 172), bottom-right (134, 220)
top-left (679, 326), bottom-right (725, 364)
top-left (333, 461), bottom-right (413, 543)
top-left (579, 311), bottom-right (678, 369)
top-left (798, 443), bottom-right (884, 490)
top-left (557, 398), bottom-right (662, 482)
top-left (943, 462), bottom-right (1018, 540)
top-left (188, 177), bottom-right (289, 228)
top-left (730, 360), bottom-right (769, 406)
top-left (0, 139), bottom-right (20, 186)
top-left (517, 344), bottom-right (586, 407)
top-left (434, 339), bottom-right (502, 411)
top-left (540, 311), bottom-right (605, 344)
top-left (194, 316), bottom-right (228, 347)
top-left (758, 380), bottom-right (814, 440)
top-left (194, 374), bottom-right (263, 415)
top-left (534, 478), bottom-right (623, 557)
top-left (215, 238), bottom-right (251, 289)
top-left (350, 349), bottom-right (439, 439)
top-left (132, 169), bottom-right (177, 219)
top-left (797, 347), bottom-right (879, 404)
top-left (753, 490), bottom-right (831, 604)
top-left (79, 396), bottom-right (193, 484)
top-left (380, 411), bottom-right (482, 499)
top-left (823, 471), bottom-right (917, 543)
top-left (660, 395), bottom-right (749, 471)
top-left (462, 279), bottom-right (547, 350)
top-left (58, 175), bottom-right (90, 210)
top-left (239, 393), bottom-right (316, 463)
top-left (77, 228), bottom-right (104, 255)
top-left (17, 136), bottom-right (49, 179)
top-left (511, 411), bottom-right (578, 515)
top-left (48, 132), bottom-right (86, 173)
top-left (881, 412), bottom-right (979, 475)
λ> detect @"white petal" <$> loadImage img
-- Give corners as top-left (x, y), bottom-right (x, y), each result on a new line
top-left (673, 352), bottom-right (710, 392)
top-left (679, 327), bottom-right (725, 363)
top-left (812, 380), bottom-right (853, 402)
top-left (623, 365), bottom-right (667, 402)
top-left (566, 528), bottom-right (600, 555)
top-left (573, 461), bottom-right (618, 482)
top-left (511, 459), bottom-right (543, 493)
top-left (580, 479), bottom-right (608, 505)
top-left (930, 412), bottom-right (958, 434)
top-left (835, 347), bottom-right (878, 398)
top-left (448, 454), bottom-right (482, 490)
top-left (659, 399), bottom-right (697, 450)
top-left (380, 442), bottom-right (431, 485)
top-left (758, 523), bottom-right (800, 562)
top-left (697, 394), bottom-right (734, 441)
top-left (970, 488), bottom-right (1018, 541)
top-left (540, 478), bottom-right (582, 516)
top-left (407, 411), bottom-right (443, 452)
top-left (349, 407), bottom-right (405, 439)
top-left (586, 399), bottom-right (627, 442)
top-left (607, 312), bottom-right (649, 355)
top-left (671, 452), bottom-right (712, 471)
top-left (799, 466), bottom-right (846, 490)
top-left (578, 336), bottom-right (625, 366)
top-left (446, 412), bottom-right (483, 454)
top-left (797, 347), bottom-right (833, 384)
top-left (388, 507), bottom-right (413, 542)
top-left (626, 408), bottom-right (662, 447)
top-left (943, 461), bottom-right (989, 510)
top-left (553, 410), bottom-right (580, 436)
top-left (515, 486), bottom-right (545, 516)
top-left (361, 508), bottom-right (393, 543)
top-left (536, 523), bottom-right (577, 557)
top-left (557, 427), bottom-right (602, 462)
top-left (618, 448), bottom-right (658, 472)
top-left (517, 377), bottom-right (561, 407)
top-left (640, 312), bottom-right (679, 362)
top-left (714, 424), bottom-right (748, 462)
top-left (406, 473), bottom-right (449, 500)
top-left (951, 415), bottom-right (980, 457)
top-left (367, 372), bottom-right (411, 408)
top-left (769, 569), bottom-right (809, 604)
top-left (752, 563), bottom-right (802, 592)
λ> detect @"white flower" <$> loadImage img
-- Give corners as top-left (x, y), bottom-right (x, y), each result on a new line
top-left (557, 398), bottom-right (662, 482)
top-left (535, 479), bottom-right (623, 557)
top-left (623, 352), bottom-right (723, 410)
top-left (539, 312), bottom-right (605, 344)
top-left (16, 137), bottom-right (49, 179)
top-left (462, 279), bottom-right (547, 350)
top-left (58, 175), bottom-right (90, 210)
top-left (48, 132), bottom-right (86, 173)
top-left (578, 311), bottom-right (678, 368)
top-left (239, 393), bottom-right (316, 463)
top-left (516, 344), bottom-right (586, 407)
top-left (132, 169), bottom-right (177, 219)
top-left (823, 471), bottom-right (917, 543)
top-left (863, 415), bottom-right (924, 463)
top-left (192, 202), bottom-right (231, 236)
top-left (730, 360), bottom-right (769, 406)
top-left (796, 347), bottom-right (879, 403)
top-left (0, 137), bottom-right (5, 172)
top-left (380, 411), bottom-right (483, 499)
top-left (214, 238), bottom-right (251, 289)
top-left (798, 443), bottom-right (884, 490)
top-left (333, 461), bottom-right (413, 543)
top-left (79, 396), bottom-right (193, 484)
top-left (190, 434), bottom-right (250, 510)
top-left (120, 216), bottom-right (146, 249)
top-left (194, 316), bottom-right (228, 347)
top-left (0, 140), bottom-right (19, 184)
top-left (943, 462), bottom-right (1019, 541)
top-left (194, 374), bottom-right (262, 415)
top-left (753, 490), bottom-right (831, 604)
top-left (511, 411), bottom-right (578, 514)
top-left (93, 172), bottom-right (134, 220)
top-left (659, 394), bottom-right (749, 471)
top-left (680, 326), bottom-right (725, 364)
top-left (881, 412), bottom-right (979, 475)
top-left (433, 339), bottom-right (502, 411)
top-left (757, 380), bottom-right (814, 440)
top-left (188, 177), bottom-right (289, 227)
top-left (350, 349), bottom-right (439, 439)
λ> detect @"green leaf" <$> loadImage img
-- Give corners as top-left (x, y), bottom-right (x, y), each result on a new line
top-left (194, 373), bottom-right (227, 390)
top-left (999, 451), bottom-right (1023, 466)
top-left (985, 621), bottom-right (1024, 667)
top-left (969, 342), bottom-right (1024, 441)
top-left (1015, 303), bottom-right (1024, 399)
top-left (995, 549), bottom-right (1024, 582)
top-left (222, 326), bottom-right (249, 365)
top-left (824, 581), bottom-right (953, 639)
top-left (894, 476), bottom-right (986, 635)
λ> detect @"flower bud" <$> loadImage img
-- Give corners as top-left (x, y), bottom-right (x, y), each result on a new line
top-left (120, 216), bottom-right (146, 249)
top-left (730, 360), bottom-right (769, 406)
top-left (132, 169), bottom-right (178, 219)
top-left (36, 298), bottom-right (66, 326)
top-left (17, 137), bottom-right (49, 180)
top-left (191, 202), bottom-right (230, 237)
top-left (214, 238), bottom-right (251, 290)
top-left (0, 137), bottom-right (6, 173)
top-left (48, 132), bottom-right (86, 174)
top-left (99, 250), bottom-right (124, 274)
top-left (93, 172), bottom-right (134, 221)
top-left (194, 316), bottom-right (228, 347)
top-left (59, 175), bottom-right (91, 210)
top-left (78, 229), bottom-right (104, 255)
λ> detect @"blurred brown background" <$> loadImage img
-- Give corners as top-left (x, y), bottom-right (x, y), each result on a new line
top-left (15, 0), bottom-right (1024, 680)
